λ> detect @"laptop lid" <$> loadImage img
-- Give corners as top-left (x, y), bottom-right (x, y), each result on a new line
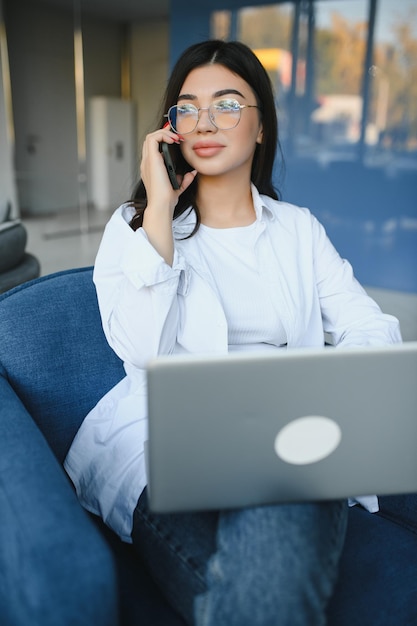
top-left (146, 342), bottom-right (417, 513)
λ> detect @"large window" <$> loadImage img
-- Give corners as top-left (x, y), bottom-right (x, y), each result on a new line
top-left (211, 1), bottom-right (417, 292)
top-left (212, 1), bottom-right (417, 165)
top-left (371, 0), bottom-right (417, 157)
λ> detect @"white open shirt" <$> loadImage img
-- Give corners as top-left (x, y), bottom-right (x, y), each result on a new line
top-left (65, 185), bottom-right (401, 542)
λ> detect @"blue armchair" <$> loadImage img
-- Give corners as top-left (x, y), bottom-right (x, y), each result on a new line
top-left (0, 267), bottom-right (416, 625)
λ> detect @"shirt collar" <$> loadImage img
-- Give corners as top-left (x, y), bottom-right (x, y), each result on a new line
top-left (251, 183), bottom-right (275, 222)
top-left (173, 184), bottom-right (274, 238)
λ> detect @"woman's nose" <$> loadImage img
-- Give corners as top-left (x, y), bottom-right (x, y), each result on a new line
top-left (196, 107), bottom-right (217, 132)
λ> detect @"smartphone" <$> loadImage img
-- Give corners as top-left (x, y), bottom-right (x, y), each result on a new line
top-left (159, 142), bottom-right (180, 190)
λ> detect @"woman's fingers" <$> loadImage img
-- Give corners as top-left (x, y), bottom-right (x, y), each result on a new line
top-left (140, 129), bottom-right (190, 211)
top-left (180, 169), bottom-right (198, 193)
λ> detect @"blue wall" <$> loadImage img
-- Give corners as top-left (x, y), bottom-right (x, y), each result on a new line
top-left (170, 0), bottom-right (417, 293)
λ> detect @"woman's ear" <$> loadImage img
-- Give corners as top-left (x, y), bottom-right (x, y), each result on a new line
top-left (256, 125), bottom-right (263, 144)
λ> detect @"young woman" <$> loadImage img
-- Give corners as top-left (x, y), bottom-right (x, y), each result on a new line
top-left (65, 40), bottom-right (401, 625)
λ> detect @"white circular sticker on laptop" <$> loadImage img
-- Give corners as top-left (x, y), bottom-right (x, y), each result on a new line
top-left (274, 416), bottom-right (342, 465)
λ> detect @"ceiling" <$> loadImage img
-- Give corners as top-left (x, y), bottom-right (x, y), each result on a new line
top-left (34, 0), bottom-right (170, 22)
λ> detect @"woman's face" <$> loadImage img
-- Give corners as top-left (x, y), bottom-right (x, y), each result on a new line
top-left (177, 64), bottom-right (263, 181)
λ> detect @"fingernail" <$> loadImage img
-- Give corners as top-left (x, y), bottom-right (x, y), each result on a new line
top-left (163, 122), bottom-right (170, 129)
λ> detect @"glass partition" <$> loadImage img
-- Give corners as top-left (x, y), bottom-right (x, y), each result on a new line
top-left (211, 1), bottom-right (417, 292)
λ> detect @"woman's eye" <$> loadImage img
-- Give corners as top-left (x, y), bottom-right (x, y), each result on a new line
top-left (215, 99), bottom-right (240, 112)
top-left (177, 104), bottom-right (197, 115)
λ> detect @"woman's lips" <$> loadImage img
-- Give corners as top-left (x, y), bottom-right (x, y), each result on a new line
top-left (192, 142), bottom-right (225, 157)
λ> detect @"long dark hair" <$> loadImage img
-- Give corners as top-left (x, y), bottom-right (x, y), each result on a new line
top-left (130, 39), bottom-right (282, 233)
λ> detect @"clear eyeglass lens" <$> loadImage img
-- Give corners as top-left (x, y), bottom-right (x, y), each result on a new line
top-left (171, 103), bottom-right (198, 134)
top-left (211, 99), bottom-right (241, 130)
top-left (168, 98), bottom-right (242, 134)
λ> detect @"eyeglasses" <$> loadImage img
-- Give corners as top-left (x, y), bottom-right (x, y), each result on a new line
top-left (165, 98), bottom-right (260, 135)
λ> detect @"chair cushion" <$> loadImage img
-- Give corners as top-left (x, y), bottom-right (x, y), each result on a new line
top-left (0, 267), bottom-right (125, 462)
top-left (0, 375), bottom-right (119, 626)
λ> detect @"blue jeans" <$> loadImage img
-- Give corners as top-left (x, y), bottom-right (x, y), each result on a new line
top-left (132, 490), bottom-right (348, 626)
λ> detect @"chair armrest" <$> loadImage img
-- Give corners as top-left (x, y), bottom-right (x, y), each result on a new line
top-left (378, 494), bottom-right (417, 536)
top-left (0, 374), bottom-right (119, 626)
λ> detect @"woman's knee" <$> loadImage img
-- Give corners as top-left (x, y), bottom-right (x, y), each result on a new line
top-left (194, 501), bottom-right (348, 626)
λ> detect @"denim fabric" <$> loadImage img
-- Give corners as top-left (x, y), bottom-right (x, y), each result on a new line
top-left (327, 504), bottom-right (417, 625)
top-left (378, 494), bottom-right (417, 536)
top-left (133, 489), bottom-right (348, 626)
top-left (0, 376), bottom-right (119, 626)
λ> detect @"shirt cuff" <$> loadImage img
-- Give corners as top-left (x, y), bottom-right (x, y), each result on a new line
top-left (120, 227), bottom-right (188, 292)
top-left (348, 495), bottom-right (379, 513)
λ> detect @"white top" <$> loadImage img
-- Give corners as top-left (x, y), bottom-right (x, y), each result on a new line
top-left (196, 222), bottom-right (287, 351)
top-left (64, 185), bottom-right (402, 542)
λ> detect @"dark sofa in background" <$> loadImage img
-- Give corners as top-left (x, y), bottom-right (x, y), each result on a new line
top-left (0, 207), bottom-right (40, 294)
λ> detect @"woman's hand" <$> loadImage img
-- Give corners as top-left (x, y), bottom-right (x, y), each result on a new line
top-left (140, 127), bottom-right (197, 266)
top-left (140, 127), bottom-right (196, 217)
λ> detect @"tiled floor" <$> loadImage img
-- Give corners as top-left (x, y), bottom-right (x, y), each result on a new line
top-left (24, 205), bottom-right (113, 278)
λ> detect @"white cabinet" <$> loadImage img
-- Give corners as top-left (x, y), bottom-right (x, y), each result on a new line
top-left (89, 97), bottom-right (136, 210)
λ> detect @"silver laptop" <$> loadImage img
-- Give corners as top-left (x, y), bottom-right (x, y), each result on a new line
top-left (145, 342), bottom-right (417, 513)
